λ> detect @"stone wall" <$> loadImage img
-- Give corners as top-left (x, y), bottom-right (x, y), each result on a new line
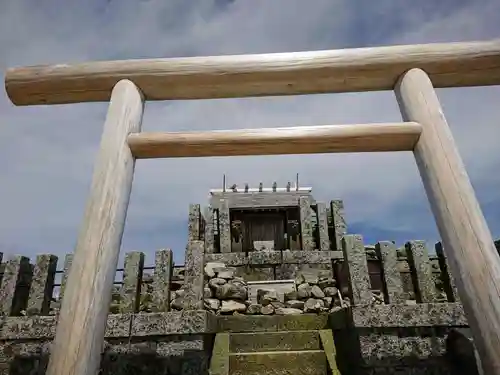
top-left (0, 234), bottom-right (489, 374)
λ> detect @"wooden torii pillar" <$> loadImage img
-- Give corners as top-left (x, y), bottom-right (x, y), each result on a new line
top-left (5, 39), bottom-right (500, 375)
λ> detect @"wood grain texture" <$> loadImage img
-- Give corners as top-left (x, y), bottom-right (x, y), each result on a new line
top-left (395, 68), bottom-right (500, 375)
top-left (6, 39), bottom-right (500, 105)
top-left (127, 122), bottom-right (422, 158)
top-left (45, 80), bottom-right (144, 375)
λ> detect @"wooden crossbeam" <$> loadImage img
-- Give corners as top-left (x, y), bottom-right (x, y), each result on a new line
top-left (5, 39), bottom-right (500, 105)
top-left (127, 122), bottom-right (422, 158)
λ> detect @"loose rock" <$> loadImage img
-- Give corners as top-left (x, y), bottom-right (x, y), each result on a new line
top-left (204, 287), bottom-right (212, 299)
top-left (323, 296), bottom-right (333, 308)
top-left (209, 278), bottom-right (227, 289)
top-left (261, 304), bottom-right (275, 315)
top-left (297, 283), bottom-right (312, 299)
top-left (303, 273), bottom-right (319, 285)
top-left (205, 262), bottom-right (225, 278)
top-left (220, 300), bottom-right (247, 314)
top-left (215, 282), bottom-right (247, 301)
top-left (215, 267), bottom-right (236, 279)
top-left (204, 298), bottom-right (220, 311)
top-left (284, 290), bottom-right (298, 301)
top-left (257, 289), bottom-right (279, 306)
top-left (324, 287), bottom-right (338, 297)
top-left (170, 298), bottom-right (184, 311)
top-left (246, 304), bottom-right (262, 315)
top-left (311, 285), bottom-right (325, 299)
top-left (304, 298), bottom-right (324, 313)
top-left (318, 277), bottom-right (336, 290)
top-left (271, 301), bottom-right (285, 309)
top-left (275, 307), bottom-right (303, 315)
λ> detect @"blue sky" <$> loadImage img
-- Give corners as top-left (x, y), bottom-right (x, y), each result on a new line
top-left (0, 0), bottom-right (499, 266)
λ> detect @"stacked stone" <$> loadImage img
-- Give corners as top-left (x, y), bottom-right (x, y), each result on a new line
top-left (287, 273), bottom-right (348, 314)
top-left (202, 262), bottom-right (248, 314)
top-left (199, 262), bottom-right (351, 315)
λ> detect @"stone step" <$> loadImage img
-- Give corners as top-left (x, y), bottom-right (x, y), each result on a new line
top-left (218, 313), bottom-right (329, 332)
top-left (229, 350), bottom-right (327, 375)
top-left (229, 330), bottom-right (321, 353)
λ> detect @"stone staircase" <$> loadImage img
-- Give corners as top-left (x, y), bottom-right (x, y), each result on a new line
top-left (210, 329), bottom-right (340, 375)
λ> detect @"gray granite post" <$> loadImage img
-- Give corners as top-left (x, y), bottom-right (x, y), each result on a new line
top-left (375, 242), bottom-right (404, 304)
top-left (183, 241), bottom-right (205, 310)
top-left (435, 242), bottom-right (461, 303)
top-left (27, 254), bottom-right (58, 315)
top-left (188, 204), bottom-right (201, 242)
top-left (204, 206), bottom-right (215, 254)
top-left (299, 196), bottom-right (314, 251)
top-left (0, 256), bottom-right (30, 315)
top-left (342, 235), bottom-right (371, 305)
top-left (405, 241), bottom-right (436, 302)
top-left (316, 202), bottom-right (330, 251)
top-left (59, 254), bottom-right (73, 302)
top-left (330, 200), bottom-right (347, 251)
top-left (153, 249), bottom-right (173, 312)
top-left (219, 199), bottom-right (232, 253)
top-left (120, 251), bottom-right (145, 313)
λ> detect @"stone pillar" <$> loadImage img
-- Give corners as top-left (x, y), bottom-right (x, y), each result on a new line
top-left (183, 241), bottom-right (205, 310)
top-left (375, 242), bottom-right (404, 304)
top-left (204, 206), bottom-right (215, 254)
top-left (330, 200), bottom-right (347, 251)
top-left (0, 256), bottom-right (30, 315)
top-left (120, 251), bottom-right (144, 313)
top-left (342, 235), bottom-right (371, 305)
top-left (219, 199), bottom-right (231, 253)
top-left (299, 196), bottom-right (314, 251)
top-left (316, 202), bottom-right (330, 251)
top-left (435, 242), bottom-right (461, 303)
top-left (59, 254), bottom-right (73, 302)
top-left (188, 204), bottom-right (201, 242)
top-left (27, 254), bottom-right (58, 315)
top-left (153, 249), bottom-right (173, 312)
top-left (405, 241), bottom-right (436, 302)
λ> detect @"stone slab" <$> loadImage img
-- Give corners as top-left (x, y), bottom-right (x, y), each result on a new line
top-left (209, 333), bottom-right (230, 375)
top-left (248, 251), bottom-right (281, 265)
top-left (217, 314), bottom-right (329, 333)
top-left (351, 303), bottom-right (468, 327)
top-left (0, 316), bottom-right (57, 340)
top-left (0, 314), bottom-right (132, 340)
top-left (205, 253), bottom-right (248, 266)
top-left (282, 250), bottom-right (342, 264)
top-left (229, 350), bottom-right (327, 375)
top-left (229, 331), bottom-right (321, 353)
top-left (131, 310), bottom-right (214, 336)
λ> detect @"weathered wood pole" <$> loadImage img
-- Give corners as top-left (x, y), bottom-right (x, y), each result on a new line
top-left (46, 80), bottom-right (144, 375)
top-left (395, 68), bottom-right (500, 374)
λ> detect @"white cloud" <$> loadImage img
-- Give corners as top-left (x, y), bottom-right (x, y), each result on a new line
top-left (0, 0), bottom-right (499, 264)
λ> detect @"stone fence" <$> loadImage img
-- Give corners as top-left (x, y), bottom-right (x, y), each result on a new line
top-left (0, 235), bottom-right (487, 374)
top-left (0, 237), bottom-right (467, 318)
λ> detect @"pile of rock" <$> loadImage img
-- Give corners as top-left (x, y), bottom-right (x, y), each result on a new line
top-left (198, 262), bottom-right (351, 315)
top-left (202, 262), bottom-right (249, 314)
top-left (282, 272), bottom-right (349, 314)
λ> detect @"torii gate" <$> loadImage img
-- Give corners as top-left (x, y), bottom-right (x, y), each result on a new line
top-left (5, 39), bottom-right (500, 375)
